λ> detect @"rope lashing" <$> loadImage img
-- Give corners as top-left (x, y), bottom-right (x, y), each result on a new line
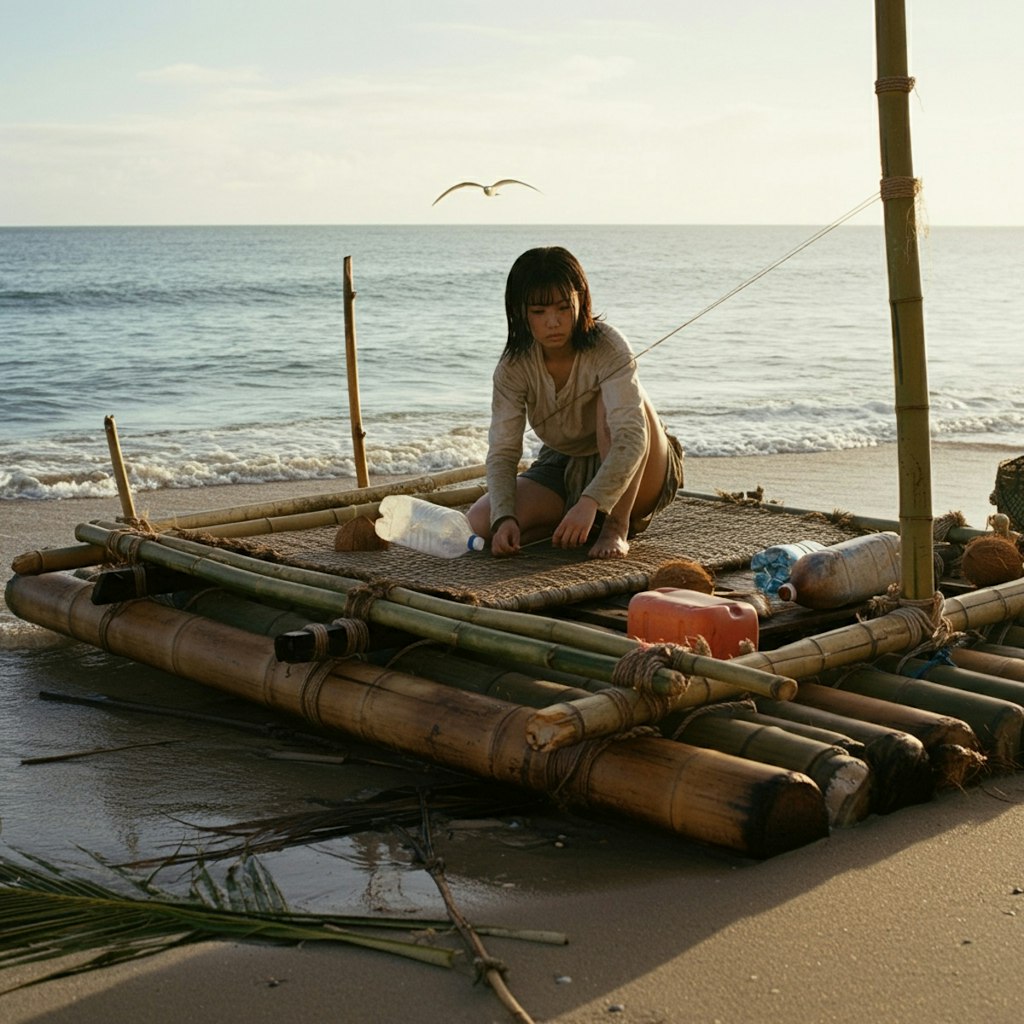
top-left (864, 585), bottom-right (963, 662)
top-left (104, 528), bottom-right (150, 565)
top-left (344, 580), bottom-right (396, 621)
top-left (293, 660), bottom-right (337, 727)
top-left (670, 698), bottom-right (758, 741)
top-left (303, 617), bottom-right (370, 659)
top-left (611, 641), bottom-right (701, 698)
top-left (875, 75), bottom-right (916, 93)
top-left (880, 176), bottom-right (921, 201)
top-left (545, 726), bottom-right (659, 808)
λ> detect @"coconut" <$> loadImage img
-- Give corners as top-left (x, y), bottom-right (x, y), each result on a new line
top-left (649, 558), bottom-right (714, 593)
top-left (960, 535), bottom-right (1023, 587)
top-left (335, 515), bottom-right (388, 552)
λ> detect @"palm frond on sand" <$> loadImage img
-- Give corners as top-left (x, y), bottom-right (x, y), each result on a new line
top-left (0, 849), bottom-right (455, 994)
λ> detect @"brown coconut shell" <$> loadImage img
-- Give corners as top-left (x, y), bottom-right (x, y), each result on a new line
top-left (960, 535), bottom-right (1024, 587)
top-left (335, 515), bottom-right (388, 552)
top-left (649, 558), bottom-right (715, 593)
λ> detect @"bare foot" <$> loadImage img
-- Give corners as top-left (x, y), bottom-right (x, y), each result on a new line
top-left (588, 522), bottom-right (629, 559)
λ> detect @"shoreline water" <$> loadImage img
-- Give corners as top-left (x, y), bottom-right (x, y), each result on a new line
top-left (2, 440), bottom-right (1023, 1023)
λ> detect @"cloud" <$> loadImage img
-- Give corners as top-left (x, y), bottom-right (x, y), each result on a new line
top-left (140, 63), bottom-right (264, 87)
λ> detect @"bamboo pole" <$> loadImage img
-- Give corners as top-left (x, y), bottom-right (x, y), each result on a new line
top-left (5, 572), bottom-right (829, 858)
top-left (875, 0), bottom-right (934, 600)
top-left (678, 491), bottom-right (987, 544)
top-left (148, 464), bottom-right (488, 532)
top-left (820, 662), bottom-right (1013, 771)
top-left (11, 543), bottom-right (107, 575)
top-left (754, 695), bottom-right (933, 814)
top-left (192, 485), bottom-right (486, 539)
top-left (73, 521), bottom-right (796, 702)
top-left (72, 521), bottom-right (692, 693)
top-left (103, 415), bottom-right (136, 520)
top-left (342, 256), bottom-right (370, 488)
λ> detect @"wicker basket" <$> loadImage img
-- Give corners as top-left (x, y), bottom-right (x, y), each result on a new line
top-left (989, 455), bottom-right (1024, 531)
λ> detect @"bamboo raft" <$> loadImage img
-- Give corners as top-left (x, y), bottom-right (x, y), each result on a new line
top-left (7, 469), bottom-right (1024, 860)
top-left (8, 4), bottom-right (1024, 863)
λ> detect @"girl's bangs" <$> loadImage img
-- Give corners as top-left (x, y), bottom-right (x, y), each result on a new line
top-left (525, 282), bottom-right (574, 307)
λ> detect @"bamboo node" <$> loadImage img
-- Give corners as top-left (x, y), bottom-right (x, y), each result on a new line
top-left (879, 176), bottom-right (921, 201)
top-left (874, 75), bottom-right (916, 94)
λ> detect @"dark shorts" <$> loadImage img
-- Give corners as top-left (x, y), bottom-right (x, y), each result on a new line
top-left (519, 432), bottom-right (685, 535)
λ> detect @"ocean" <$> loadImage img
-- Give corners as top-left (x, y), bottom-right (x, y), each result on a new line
top-left (3, 222), bottom-right (1022, 501)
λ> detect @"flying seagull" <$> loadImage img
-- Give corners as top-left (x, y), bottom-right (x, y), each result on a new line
top-left (432, 178), bottom-right (541, 206)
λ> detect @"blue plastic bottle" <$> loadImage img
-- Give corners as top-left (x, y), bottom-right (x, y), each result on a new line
top-left (751, 540), bottom-right (828, 597)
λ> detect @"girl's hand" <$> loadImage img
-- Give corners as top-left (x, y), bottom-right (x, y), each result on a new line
top-left (491, 518), bottom-right (521, 557)
top-left (553, 497), bottom-right (598, 549)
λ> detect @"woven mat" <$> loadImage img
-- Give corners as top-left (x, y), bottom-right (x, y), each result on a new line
top-left (204, 496), bottom-right (862, 612)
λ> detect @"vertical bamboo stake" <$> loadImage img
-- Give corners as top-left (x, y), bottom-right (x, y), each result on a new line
top-left (343, 256), bottom-right (370, 488)
top-left (874, 0), bottom-right (934, 600)
top-left (103, 415), bottom-right (137, 520)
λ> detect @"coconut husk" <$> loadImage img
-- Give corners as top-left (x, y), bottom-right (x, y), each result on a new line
top-left (335, 514), bottom-right (388, 552)
top-left (960, 535), bottom-right (1023, 587)
top-left (649, 558), bottom-right (714, 593)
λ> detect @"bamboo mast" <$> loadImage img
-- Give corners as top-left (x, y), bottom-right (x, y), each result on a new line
top-left (343, 256), bottom-right (370, 488)
top-left (875, 0), bottom-right (934, 600)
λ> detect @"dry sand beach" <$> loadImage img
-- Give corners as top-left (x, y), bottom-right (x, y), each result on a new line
top-left (2, 441), bottom-right (1023, 1024)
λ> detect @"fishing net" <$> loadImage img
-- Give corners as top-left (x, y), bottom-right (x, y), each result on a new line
top-left (989, 455), bottom-right (1024, 532)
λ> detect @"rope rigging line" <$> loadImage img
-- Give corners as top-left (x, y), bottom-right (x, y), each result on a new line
top-left (524, 191), bottom-right (883, 440)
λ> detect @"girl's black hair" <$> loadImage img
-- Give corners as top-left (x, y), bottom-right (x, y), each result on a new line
top-left (502, 246), bottom-right (601, 359)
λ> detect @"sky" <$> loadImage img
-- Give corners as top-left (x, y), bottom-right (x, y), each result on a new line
top-left (2, 1), bottom-right (1022, 226)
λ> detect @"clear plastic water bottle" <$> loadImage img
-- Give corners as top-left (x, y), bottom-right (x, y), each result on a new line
top-left (776, 532), bottom-right (901, 608)
top-left (374, 495), bottom-right (485, 558)
top-left (751, 540), bottom-right (828, 597)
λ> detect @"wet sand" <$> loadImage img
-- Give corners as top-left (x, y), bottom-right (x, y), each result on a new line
top-left (2, 441), bottom-right (1023, 1023)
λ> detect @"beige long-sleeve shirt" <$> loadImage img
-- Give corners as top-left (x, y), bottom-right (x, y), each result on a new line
top-left (486, 322), bottom-right (649, 523)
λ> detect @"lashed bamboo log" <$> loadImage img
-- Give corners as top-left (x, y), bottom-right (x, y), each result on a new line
top-left (380, 647), bottom-right (593, 707)
top-left (714, 706), bottom-right (867, 759)
top-left (74, 521), bottom-right (692, 693)
top-left (670, 714), bottom-right (871, 827)
top-left (342, 256), bottom-right (369, 488)
top-left (816, 665), bottom-right (994, 778)
top-left (74, 522), bottom-right (795, 701)
top-left (951, 646), bottom-right (1024, 678)
top-left (755, 694), bottom-right (933, 813)
top-left (148, 464), bottom-right (488, 532)
top-left (4, 572), bottom-right (828, 858)
top-left (793, 679), bottom-right (990, 779)
top-left (385, 644), bottom-right (866, 825)
top-left (877, 653), bottom-right (1024, 755)
top-left (180, 484), bottom-right (487, 539)
top-left (727, 578), bottom-right (1024, 683)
